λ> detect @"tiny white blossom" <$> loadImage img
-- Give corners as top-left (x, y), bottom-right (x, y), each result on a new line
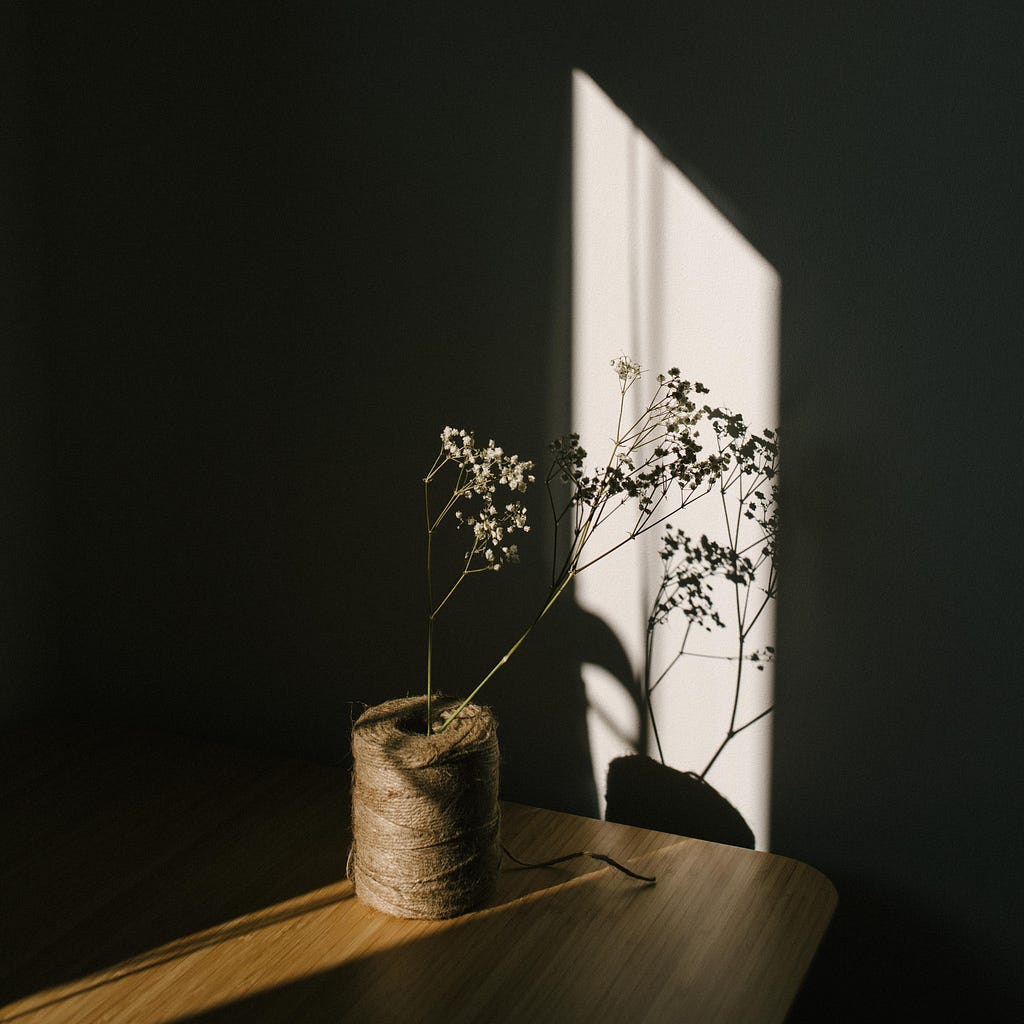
top-left (433, 426), bottom-right (535, 573)
top-left (611, 355), bottom-right (641, 381)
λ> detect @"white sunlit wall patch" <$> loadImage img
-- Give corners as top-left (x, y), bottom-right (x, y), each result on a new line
top-left (571, 69), bottom-right (780, 850)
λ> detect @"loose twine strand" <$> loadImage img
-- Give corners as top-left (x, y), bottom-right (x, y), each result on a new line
top-left (348, 696), bottom-right (654, 921)
top-left (500, 844), bottom-right (656, 883)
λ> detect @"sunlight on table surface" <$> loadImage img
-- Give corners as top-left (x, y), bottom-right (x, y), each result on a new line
top-left (3, 799), bottom-right (834, 1024)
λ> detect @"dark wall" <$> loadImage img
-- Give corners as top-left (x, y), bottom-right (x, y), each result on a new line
top-left (10, 2), bottom-right (1023, 1017)
top-left (24, 2), bottom-right (599, 812)
top-left (565, 5), bottom-right (1023, 1017)
top-left (2, 2), bottom-right (54, 724)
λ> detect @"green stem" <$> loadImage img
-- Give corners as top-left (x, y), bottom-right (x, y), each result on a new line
top-left (424, 476), bottom-right (434, 734)
top-left (426, 612), bottom-right (434, 734)
top-left (435, 570), bottom-right (576, 732)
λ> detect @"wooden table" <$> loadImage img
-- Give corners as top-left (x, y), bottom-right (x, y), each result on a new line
top-left (0, 721), bottom-right (835, 1023)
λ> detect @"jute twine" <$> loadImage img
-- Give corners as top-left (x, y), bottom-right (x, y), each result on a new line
top-left (347, 695), bottom-right (501, 920)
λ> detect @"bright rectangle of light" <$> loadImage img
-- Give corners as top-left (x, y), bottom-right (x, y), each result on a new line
top-left (572, 69), bottom-right (780, 849)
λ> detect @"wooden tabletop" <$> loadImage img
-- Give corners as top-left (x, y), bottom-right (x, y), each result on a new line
top-left (0, 720), bottom-right (835, 1023)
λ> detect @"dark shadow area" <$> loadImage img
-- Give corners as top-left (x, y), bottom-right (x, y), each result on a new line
top-left (0, 3), bottom-right (55, 727)
top-left (17, 1), bottom-right (590, 784)
top-left (0, 719), bottom-right (631, 1010)
top-left (494, 597), bottom-right (637, 817)
top-left (786, 875), bottom-right (1024, 1021)
top-left (605, 754), bottom-right (755, 849)
top-left (0, 719), bottom-right (353, 1005)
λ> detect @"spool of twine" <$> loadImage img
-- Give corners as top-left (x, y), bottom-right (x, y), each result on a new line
top-left (348, 695), bottom-right (501, 919)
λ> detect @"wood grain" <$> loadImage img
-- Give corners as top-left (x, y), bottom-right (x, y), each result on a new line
top-left (1, 721), bottom-right (835, 1023)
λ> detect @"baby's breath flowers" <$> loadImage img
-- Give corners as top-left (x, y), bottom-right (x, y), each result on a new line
top-left (611, 354), bottom-right (641, 380)
top-left (426, 357), bottom-right (737, 734)
top-left (423, 428), bottom-right (535, 731)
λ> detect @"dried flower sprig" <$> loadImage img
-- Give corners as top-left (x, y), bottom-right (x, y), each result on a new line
top-left (423, 428), bottom-right (535, 731)
top-left (428, 357), bottom-right (730, 734)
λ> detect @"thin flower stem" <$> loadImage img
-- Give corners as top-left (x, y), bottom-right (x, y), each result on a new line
top-left (426, 612), bottom-right (434, 733)
top-left (546, 476), bottom-right (562, 586)
top-left (571, 488), bottom-right (714, 577)
top-left (628, 484), bottom-right (708, 541)
top-left (423, 448), bottom-right (448, 483)
top-left (431, 570), bottom-right (469, 619)
top-left (424, 477), bottom-right (434, 730)
top-left (428, 534), bottom-right (492, 617)
top-left (435, 570), bottom-right (577, 732)
top-left (426, 367), bottom-right (738, 734)
top-left (430, 478), bottom-right (471, 532)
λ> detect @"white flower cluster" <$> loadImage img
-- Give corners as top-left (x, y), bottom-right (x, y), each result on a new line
top-left (441, 427), bottom-right (535, 570)
top-left (611, 354), bottom-right (642, 382)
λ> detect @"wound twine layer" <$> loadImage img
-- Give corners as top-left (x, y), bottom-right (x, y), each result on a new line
top-left (348, 695), bottom-right (501, 919)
